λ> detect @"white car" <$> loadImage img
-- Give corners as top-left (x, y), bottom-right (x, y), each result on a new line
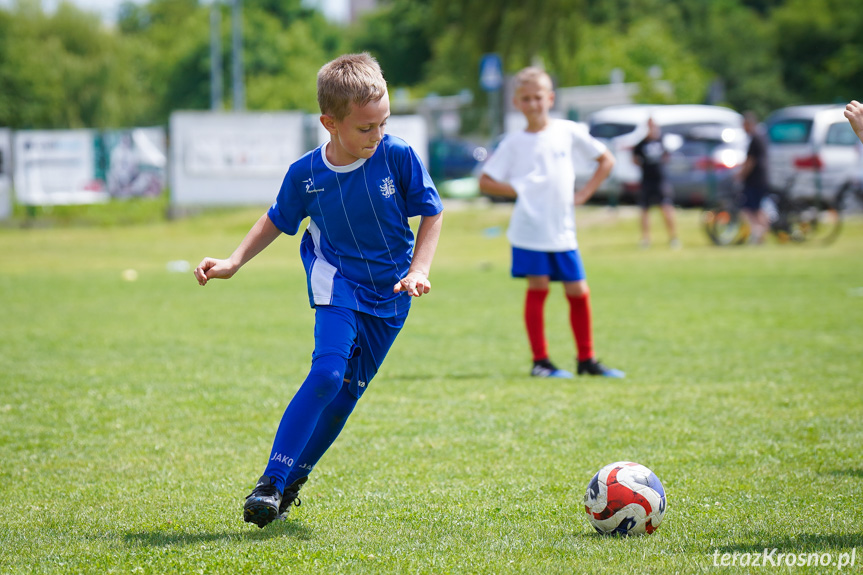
top-left (584, 104), bottom-right (745, 205)
top-left (764, 105), bottom-right (862, 203)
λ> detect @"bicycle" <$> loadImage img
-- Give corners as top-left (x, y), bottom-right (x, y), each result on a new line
top-left (701, 184), bottom-right (749, 246)
top-left (703, 178), bottom-right (861, 246)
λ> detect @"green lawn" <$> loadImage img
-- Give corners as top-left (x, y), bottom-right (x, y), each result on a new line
top-left (1, 203), bottom-right (862, 574)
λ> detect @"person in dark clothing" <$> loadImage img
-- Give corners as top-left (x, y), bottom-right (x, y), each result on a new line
top-left (737, 111), bottom-right (769, 244)
top-left (632, 118), bottom-right (679, 249)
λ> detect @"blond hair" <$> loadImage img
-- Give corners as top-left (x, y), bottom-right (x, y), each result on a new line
top-left (317, 53), bottom-right (388, 120)
top-left (513, 67), bottom-right (553, 92)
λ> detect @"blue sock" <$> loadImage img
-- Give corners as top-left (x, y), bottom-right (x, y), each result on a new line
top-left (284, 380), bottom-right (358, 486)
top-left (263, 354), bottom-right (347, 492)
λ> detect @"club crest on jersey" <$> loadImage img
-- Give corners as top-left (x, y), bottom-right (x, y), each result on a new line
top-left (303, 178), bottom-right (324, 194)
top-left (379, 177), bottom-right (396, 198)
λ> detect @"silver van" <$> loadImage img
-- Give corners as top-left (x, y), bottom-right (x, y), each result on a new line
top-left (764, 105), bottom-right (862, 203)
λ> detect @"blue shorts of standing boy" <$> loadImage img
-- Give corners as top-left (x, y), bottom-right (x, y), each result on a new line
top-left (511, 247), bottom-right (587, 282)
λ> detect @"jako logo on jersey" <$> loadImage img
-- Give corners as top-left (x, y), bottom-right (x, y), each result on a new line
top-left (358, 380), bottom-right (367, 388)
top-left (379, 177), bottom-right (396, 198)
top-left (270, 453), bottom-right (294, 466)
top-left (304, 178), bottom-right (324, 194)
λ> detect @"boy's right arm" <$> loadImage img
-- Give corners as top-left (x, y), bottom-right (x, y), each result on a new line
top-left (845, 100), bottom-right (863, 143)
top-left (194, 213), bottom-right (282, 286)
top-left (479, 173), bottom-right (517, 199)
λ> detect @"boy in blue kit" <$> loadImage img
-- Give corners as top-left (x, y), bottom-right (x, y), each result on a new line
top-left (194, 53), bottom-right (443, 528)
top-left (479, 67), bottom-right (623, 380)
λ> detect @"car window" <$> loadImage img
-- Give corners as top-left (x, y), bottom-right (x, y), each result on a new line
top-left (590, 123), bottom-right (636, 138)
top-left (825, 122), bottom-right (858, 146)
top-left (662, 123), bottom-right (723, 138)
top-left (767, 119), bottom-right (812, 144)
top-left (663, 123), bottom-right (736, 143)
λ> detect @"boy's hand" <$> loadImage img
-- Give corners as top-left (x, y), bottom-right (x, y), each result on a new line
top-left (194, 257), bottom-right (237, 286)
top-left (393, 271), bottom-right (431, 297)
top-left (845, 100), bottom-right (863, 142)
top-left (574, 187), bottom-right (593, 205)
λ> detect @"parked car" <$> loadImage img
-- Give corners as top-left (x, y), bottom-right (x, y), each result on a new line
top-left (584, 104), bottom-right (746, 205)
top-left (428, 138), bottom-right (488, 182)
top-left (764, 105), bottom-right (862, 203)
top-left (663, 123), bottom-right (748, 206)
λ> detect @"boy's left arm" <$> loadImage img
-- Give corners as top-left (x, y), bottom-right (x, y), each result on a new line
top-left (394, 212), bottom-right (443, 297)
top-left (575, 149), bottom-right (615, 205)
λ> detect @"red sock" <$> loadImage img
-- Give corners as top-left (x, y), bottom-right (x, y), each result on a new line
top-left (525, 289), bottom-right (549, 361)
top-left (567, 293), bottom-right (594, 362)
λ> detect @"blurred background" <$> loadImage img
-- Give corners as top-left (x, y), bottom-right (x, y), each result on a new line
top-left (0, 0), bottom-right (861, 218)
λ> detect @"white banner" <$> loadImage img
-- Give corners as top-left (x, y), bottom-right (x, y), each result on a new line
top-left (170, 111), bottom-right (306, 207)
top-left (13, 130), bottom-right (107, 206)
top-left (0, 128), bottom-right (11, 219)
top-left (10, 128), bottom-right (166, 206)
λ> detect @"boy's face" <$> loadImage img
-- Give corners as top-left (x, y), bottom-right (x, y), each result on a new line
top-left (321, 92), bottom-right (390, 166)
top-left (513, 80), bottom-right (554, 125)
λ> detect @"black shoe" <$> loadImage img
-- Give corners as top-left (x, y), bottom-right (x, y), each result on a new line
top-left (278, 476), bottom-right (308, 517)
top-left (530, 358), bottom-right (574, 378)
top-left (577, 358), bottom-right (625, 378)
top-left (243, 475), bottom-right (282, 528)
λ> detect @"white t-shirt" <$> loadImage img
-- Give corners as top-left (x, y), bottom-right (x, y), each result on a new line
top-left (482, 119), bottom-right (607, 251)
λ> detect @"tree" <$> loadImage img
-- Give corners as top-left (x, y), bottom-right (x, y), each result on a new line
top-left (0, 1), bottom-right (147, 128)
top-left (348, 0), bottom-right (432, 87)
top-left (773, 0), bottom-right (863, 104)
top-left (116, 0), bottom-right (343, 122)
top-left (670, 0), bottom-right (787, 116)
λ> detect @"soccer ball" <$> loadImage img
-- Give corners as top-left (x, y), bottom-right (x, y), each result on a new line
top-left (584, 461), bottom-right (666, 536)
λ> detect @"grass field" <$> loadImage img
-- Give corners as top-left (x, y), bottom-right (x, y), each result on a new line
top-left (1, 202), bottom-right (862, 574)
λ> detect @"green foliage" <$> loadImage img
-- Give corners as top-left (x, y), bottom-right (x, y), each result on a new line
top-left (0, 0), bottom-right (343, 129)
top-left (411, 0), bottom-right (778, 112)
top-left (348, 0), bottom-right (433, 87)
top-left (1, 206), bottom-right (862, 573)
top-left (243, 9), bottom-right (337, 112)
top-left (0, 0), bottom-right (861, 130)
top-left (558, 18), bottom-right (710, 104)
top-left (671, 1), bottom-right (787, 116)
top-left (0, 1), bottom-right (145, 128)
top-left (773, 0), bottom-right (863, 104)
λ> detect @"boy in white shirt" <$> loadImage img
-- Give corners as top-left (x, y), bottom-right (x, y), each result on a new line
top-left (479, 67), bottom-right (624, 379)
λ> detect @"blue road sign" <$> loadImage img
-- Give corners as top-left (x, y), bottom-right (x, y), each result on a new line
top-left (479, 53), bottom-right (503, 92)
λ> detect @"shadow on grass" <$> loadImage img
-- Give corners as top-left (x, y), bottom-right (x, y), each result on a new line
top-left (714, 533), bottom-right (863, 554)
top-left (389, 372), bottom-right (495, 381)
top-left (124, 519), bottom-right (313, 547)
top-left (828, 468), bottom-right (863, 479)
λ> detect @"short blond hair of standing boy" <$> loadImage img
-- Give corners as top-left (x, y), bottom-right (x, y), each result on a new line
top-left (513, 66), bottom-right (552, 91)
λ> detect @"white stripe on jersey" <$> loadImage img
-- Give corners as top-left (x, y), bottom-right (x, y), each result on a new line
top-left (307, 221), bottom-right (337, 306)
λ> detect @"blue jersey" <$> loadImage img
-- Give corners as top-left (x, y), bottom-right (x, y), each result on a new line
top-left (267, 134), bottom-right (443, 318)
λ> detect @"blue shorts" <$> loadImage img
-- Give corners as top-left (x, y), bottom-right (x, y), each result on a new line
top-left (511, 247), bottom-right (587, 282)
top-left (742, 184), bottom-right (766, 211)
top-left (312, 305), bottom-right (407, 398)
top-left (639, 180), bottom-right (674, 209)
